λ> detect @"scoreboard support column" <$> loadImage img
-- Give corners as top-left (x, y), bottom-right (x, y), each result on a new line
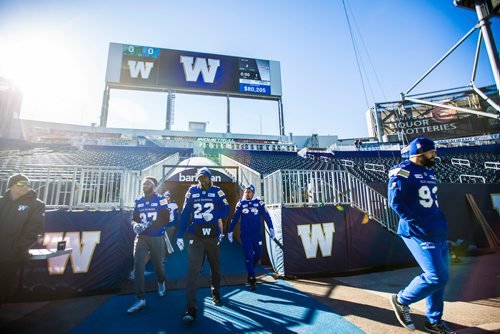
top-left (100, 85), bottom-right (110, 127)
top-left (278, 98), bottom-right (285, 136)
top-left (226, 94), bottom-right (231, 133)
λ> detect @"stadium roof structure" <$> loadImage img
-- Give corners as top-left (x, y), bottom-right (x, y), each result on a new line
top-left (454, 0), bottom-right (500, 17)
top-left (396, 0), bottom-right (500, 129)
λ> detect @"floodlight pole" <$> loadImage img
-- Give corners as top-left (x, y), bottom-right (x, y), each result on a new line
top-left (100, 85), bottom-right (110, 127)
top-left (474, 0), bottom-right (500, 92)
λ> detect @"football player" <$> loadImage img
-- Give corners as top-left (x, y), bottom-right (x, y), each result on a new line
top-left (227, 184), bottom-right (274, 290)
top-left (176, 167), bottom-right (230, 322)
top-left (127, 176), bottom-right (170, 314)
top-left (388, 137), bottom-right (455, 334)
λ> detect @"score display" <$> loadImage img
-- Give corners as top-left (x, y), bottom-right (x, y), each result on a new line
top-left (105, 43), bottom-right (282, 99)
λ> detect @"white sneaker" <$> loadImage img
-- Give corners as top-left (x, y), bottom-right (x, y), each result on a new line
top-left (158, 281), bottom-right (166, 297)
top-left (127, 299), bottom-right (146, 313)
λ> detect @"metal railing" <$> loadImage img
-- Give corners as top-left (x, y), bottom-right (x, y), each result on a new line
top-left (451, 158), bottom-right (471, 167)
top-left (484, 161), bottom-right (500, 170)
top-left (263, 169), bottom-right (399, 233)
top-left (459, 174), bottom-right (486, 183)
top-left (0, 165), bottom-right (141, 210)
top-left (364, 163), bottom-right (385, 173)
top-left (219, 154), bottom-right (262, 197)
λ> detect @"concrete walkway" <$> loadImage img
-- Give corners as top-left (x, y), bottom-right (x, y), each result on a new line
top-left (288, 251), bottom-right (500, 333)
top-left (1, 252), bottom-right (498, 333)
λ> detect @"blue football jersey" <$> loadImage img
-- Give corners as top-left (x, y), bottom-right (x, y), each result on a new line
top-left (134, 193), bottom-right (169, 237)
top-left (177, 185), bottom-right (230, 238)
top-left (388, 160), bottom-right (448, 241)
top-left (229, 196), bottom-right (273, 237)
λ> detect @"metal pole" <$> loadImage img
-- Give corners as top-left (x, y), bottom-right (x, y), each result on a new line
top-left (406, 96), bottom-right (499, 119)
top-left (165, 91), bottom-right (175, 130)
top-left (475, 0), bottom-right (500, 92)
top-left (471, 30), bottom-right (483, 83)
top-left (278, 98), bottom-right (285, 136)
top-left (100, 85), bottom-right (110, 127)
top-left (471, 83), bottom-right (500, 112)
top-left (226, 95), bottom-right (231, 133)
top-left (404, 24), bottom-right (479, 96)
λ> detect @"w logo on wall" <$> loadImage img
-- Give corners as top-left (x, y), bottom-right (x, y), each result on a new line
top-left (297, 223), bottom-right (335, 259)
top-left (43, 231), bottom-right (101, 275)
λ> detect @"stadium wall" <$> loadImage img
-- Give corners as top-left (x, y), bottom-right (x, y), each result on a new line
top-left (370, 183), bottom-right (500, 248)
top-left (267, 205), bottom-right (414, 277)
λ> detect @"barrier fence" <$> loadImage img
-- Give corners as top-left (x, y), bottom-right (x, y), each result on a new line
top-left (263, 169), bottom-right (399, 233)
top-left (0, 165), bottom-right (141, 210)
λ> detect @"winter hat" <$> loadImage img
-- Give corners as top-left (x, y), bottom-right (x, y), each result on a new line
top-left (245, 184), bottom-right (256, 194)
top-left (196, 167), bottom-right (212, 180)
top-left (408, 137), bottom-right (436, 157)
top-left (7, 173), bottom-right (30, 188)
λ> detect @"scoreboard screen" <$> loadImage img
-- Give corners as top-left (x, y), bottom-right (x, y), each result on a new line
top-left (105, 43), bottom-right (282, 99)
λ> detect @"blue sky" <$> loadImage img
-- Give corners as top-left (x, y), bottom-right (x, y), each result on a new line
top-left (0, 0), bottom-right (497, 138)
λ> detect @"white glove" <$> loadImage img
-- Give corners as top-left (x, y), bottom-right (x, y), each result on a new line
top-left (202, 212), bottom-right (213, 222)
top-left (176, 238), bottom-right (184, 251)
top-left (228, 232), bottom-right (233, 243)
top-left (269, 228), bottom-right (275, 240)
top-left (133, 223), bottom-right (146, 234)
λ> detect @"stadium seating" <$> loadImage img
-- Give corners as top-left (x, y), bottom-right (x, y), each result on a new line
top-left (329, 144), bottom-right (499, 184)
top-left (212, 144), bottom-right (499, 184)
top-left (214, 150), bottom-right (335, 175)
top-left (0, 145), bottom-right (193, 178)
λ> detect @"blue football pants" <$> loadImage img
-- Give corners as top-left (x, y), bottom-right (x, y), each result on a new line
top-left (241, 235), bottom-right (262, 278)
top-left (398, 236), bottom-right (449, 324)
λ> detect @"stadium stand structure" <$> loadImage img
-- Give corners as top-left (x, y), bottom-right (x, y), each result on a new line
top-left (209, 142), bottom-right (499, 185)
top-left (211, 150), bottom-right (335, 175)
top-left (0, 145), bottom-right (192, 175)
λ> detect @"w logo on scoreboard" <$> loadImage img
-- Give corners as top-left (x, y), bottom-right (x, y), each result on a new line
top-left (127, 60), bottom-right (155, 79)
top-left (180, 56), bottom-right (220, 83)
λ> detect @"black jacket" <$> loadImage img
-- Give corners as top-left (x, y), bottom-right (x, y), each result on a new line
top-left (0, 189), bottom-right (46, 262)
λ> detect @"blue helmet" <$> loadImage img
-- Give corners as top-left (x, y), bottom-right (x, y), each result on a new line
top-left (196, 167), bottom-right (212, 180)
top-left (245, 184), bottom-right (256, 194)
top-left (164, 190), bottom-right (171, 198)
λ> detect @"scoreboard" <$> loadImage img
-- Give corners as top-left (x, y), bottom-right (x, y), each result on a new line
top-left (105, 43), bottom-right (282, 99)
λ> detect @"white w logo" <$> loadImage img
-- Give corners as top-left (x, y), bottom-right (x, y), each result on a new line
top-left (128, 60), bottom-right (154, 79)
top-left (202, 228), bottom-right (212, 236)
top-left (180, 56), bottom-right (220, 83)
top-left (43, 231), bottom-right (101, 275)
top-left (297, 223), bottom-right (335, 259)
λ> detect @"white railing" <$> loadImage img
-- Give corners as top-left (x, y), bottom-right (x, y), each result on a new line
top-left (451, 158), bottom-right (471, 167)
top-left (459, 174), bottom-right (486, 184)
top-left (364, 163), bottom-right (385, 173)
top-left (484, 161), bottom-right (500, 170)
top-left (340, 159), bottom-right (354, 167)
top-left (0, 165), bottom-right (141, 210)
top-left (220, 154), bottom-right (262, 196)
top-left (263, 169), bottom-right (399, 233)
